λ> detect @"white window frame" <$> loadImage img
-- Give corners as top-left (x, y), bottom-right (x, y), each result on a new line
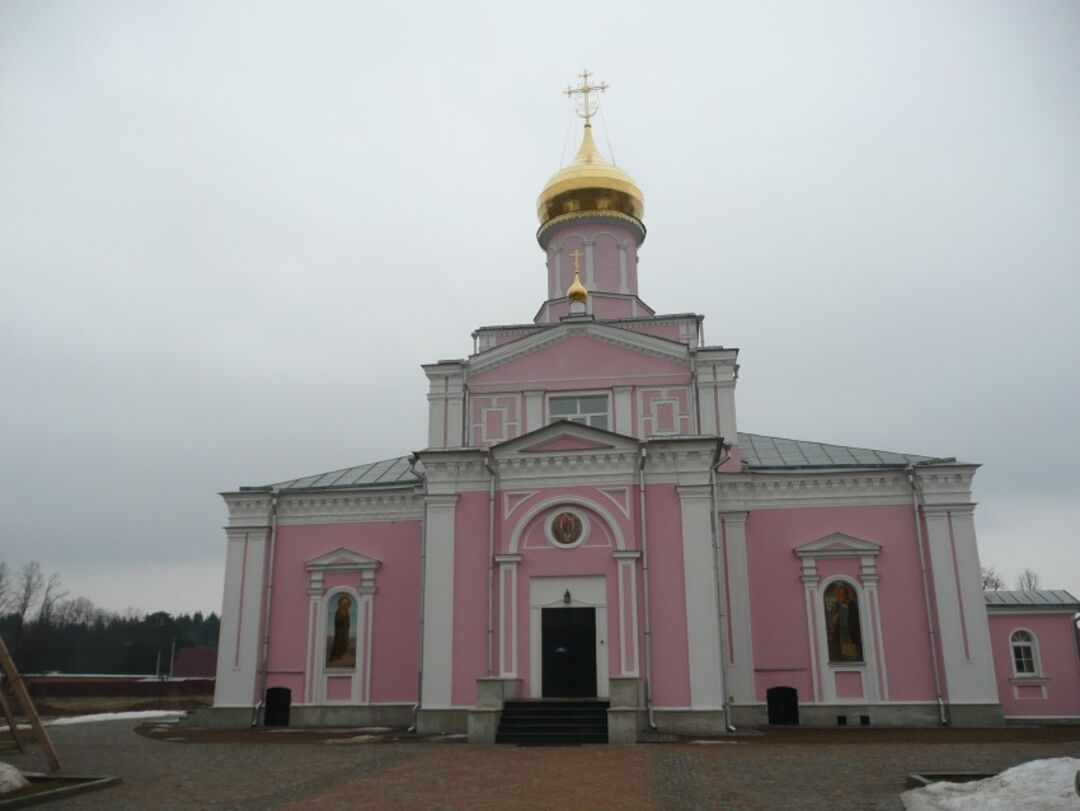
top-left (548, 393), bottom-right (610, 431)
top-left (1009, 628), bottom-right (1042, 678)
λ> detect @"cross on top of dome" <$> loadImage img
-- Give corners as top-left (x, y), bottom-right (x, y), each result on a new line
top-left (563, 69), bottom-right (608, 125)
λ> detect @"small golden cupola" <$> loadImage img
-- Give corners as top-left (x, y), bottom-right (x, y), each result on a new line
top-left (566, 270), bottom-right (588, 302)
top-left (536, 70), bottom-right (645, 246)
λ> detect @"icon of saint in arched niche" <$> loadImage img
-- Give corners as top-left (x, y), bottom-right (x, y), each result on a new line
top-left (824, 581), bottom-right (862, 662)
top-left (326, 593), bottom-right (357, 668)
top-left (551, 511), bottom-right (583, 546)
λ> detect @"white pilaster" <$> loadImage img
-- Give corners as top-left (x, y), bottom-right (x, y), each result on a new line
top-left (718, 512), bottom-right (755, 704)
top-left (614, 550), bottom-right (641, 676)
top-left (421, 494), bottom-right (459, 708)
top-left (495, 554), bottom-right (522, 677)
top-left (524, 390), bottom-right (544, 433)
top-left (677, 485), bottom-right (725, 709)
top-left (618, 243), bottom-right (629, 293)
top-left (923, 504), bottom-right (999, 703)
top-left (613, 386), bottom-right (633, 436)
top-left (214, 527), bottom-right (268, 707)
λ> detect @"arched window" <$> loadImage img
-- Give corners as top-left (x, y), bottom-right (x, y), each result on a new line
top-left (1010, 629), bottom-right (1040, 676)
top-left (823, 580), bottom-right (863, 663)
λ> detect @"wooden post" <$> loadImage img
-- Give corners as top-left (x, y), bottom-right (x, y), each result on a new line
top-left (0, 689), bottom-right (24, 752)
top-left (0, 635), bottom-right (60, 772)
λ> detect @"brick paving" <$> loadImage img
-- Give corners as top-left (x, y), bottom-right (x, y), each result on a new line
top-left (2, 721), bottom-right (1079, 810)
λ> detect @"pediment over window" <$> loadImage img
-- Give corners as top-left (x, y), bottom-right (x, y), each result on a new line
top-left (794, 533), bottom-right (881, 586)
top-left (520, 433), bottom-right (616, 453)
top-left (492, 420), bottom-right (638, 458)
top-left (305, 547), bottom-right (381, 573)
top-left (794, 532), bottom-right (881, 559)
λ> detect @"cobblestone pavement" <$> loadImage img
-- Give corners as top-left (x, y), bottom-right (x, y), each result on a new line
top-left (2, 721), bottom-right (1079, 810)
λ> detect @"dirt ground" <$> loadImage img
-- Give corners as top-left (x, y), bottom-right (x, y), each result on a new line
top-left (2, 719), bottom-right (1079, 810)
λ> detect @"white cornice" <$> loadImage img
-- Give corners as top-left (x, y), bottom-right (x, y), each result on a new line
top-left (714, 470), bottom-right (924, 510)
top-left (222, 489), bottom-right (423, 527)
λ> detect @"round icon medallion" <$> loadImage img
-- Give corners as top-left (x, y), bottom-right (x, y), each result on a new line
top-left (550, 511), bottom-right (584, 546)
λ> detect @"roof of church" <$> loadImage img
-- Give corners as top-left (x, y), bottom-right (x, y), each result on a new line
top-left (738, 432), bottom-right (950, 470)
top-left (246, 432), bottom-right (958, 492)
top-left (252, 456), bottom-right (422, 492)
top-left (984, 590), bottom-right (1080, 610)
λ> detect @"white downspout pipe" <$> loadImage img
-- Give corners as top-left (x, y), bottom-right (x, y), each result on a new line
top-left (252, 491), bottom-right (280, 726)
top-left (408, 454), bottom-right (426, 732)
top-left (483, 450), bottom-right (497, 676)
top-left (709, 440), bottom-right (736, 732)
top-left (638, 446), bottom-right (657, 730)
top-left (908, 465), bottom-right (948, 726)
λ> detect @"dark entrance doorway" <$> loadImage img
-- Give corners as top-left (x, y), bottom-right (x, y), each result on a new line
top-left (541, 607), bottom-right (597, 697)
top-left (766, 686), bottom-right (799, 725)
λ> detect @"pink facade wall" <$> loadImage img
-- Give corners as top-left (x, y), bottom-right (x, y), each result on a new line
top-left (745, 504), bottom-right (938, 704)
top-left (264, 520), bottom-right (422, 704)
top-left (988, 613), bottom-right (1080, 718)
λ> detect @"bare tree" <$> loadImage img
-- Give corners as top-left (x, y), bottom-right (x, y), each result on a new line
top-left (981, 566), bottom-right (1005, 591)
top-left (37, 572), bottom-right (67, 626)
top-left (55, 596), bottom-right (101, 626)
top-left (1015, 568), bottom-right (1042, 591)
top-left (0, 561), bottom-right (11, 613)
top-left (13, 561), bottom-right (44, 622)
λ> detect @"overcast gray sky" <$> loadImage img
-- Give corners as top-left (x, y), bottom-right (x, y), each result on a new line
top-left (2, 1), bottom-right (1078, 615)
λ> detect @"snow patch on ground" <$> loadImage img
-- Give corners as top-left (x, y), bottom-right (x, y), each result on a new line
top-left (0, 763), bottom-right (29, 795)
top-left (323, 735), bottom-right (380, 745)
top-left (46, 710), bottom-right (185, 726)
top-left (902, 758), bottom-right (1080, 811)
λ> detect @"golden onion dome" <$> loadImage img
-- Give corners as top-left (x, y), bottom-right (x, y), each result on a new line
top-left (537, 124), bottom-right (645, 231)
top-left (566, 270), bottom-right (588, 302)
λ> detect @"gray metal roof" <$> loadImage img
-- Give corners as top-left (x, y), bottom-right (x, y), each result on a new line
top-left (242, 456), bottom-right (421, 492)
top-left (738, 432), bottom-right (950, 470)
top-left (245, 431), bottom-right (959, 491)
top-left (984, 590), bottom-right (1080, 611)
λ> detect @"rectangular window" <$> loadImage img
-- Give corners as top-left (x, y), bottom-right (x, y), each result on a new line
top-left (549, 395), bottom-right (609, 431)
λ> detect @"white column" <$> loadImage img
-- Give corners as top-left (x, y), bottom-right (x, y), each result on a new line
top-left (305, 572), bottom-right (324, 704)
top-left (677, 485), bottom-right (725, 709)
top-left (495, 554), bottom-right (521, 677)
top-left (421, 494), bottom-right (459, 708)
top-left (859, 558), bottom-right (888, 702)
top-left (613, 386), bottom-right (633, 436)
top-left (214, 527), bottom-right (268, 707)
top-left (718, 512), bottom-right (755, 704)
top-left (584, 240), bottom-right (595, 288)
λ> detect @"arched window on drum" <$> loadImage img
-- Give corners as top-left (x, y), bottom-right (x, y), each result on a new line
top-left (823, 580), bottom-right (863, 663)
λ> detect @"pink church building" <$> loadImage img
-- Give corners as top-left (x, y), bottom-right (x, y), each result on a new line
top-left (208, 77), bottom-right (1080, 740)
